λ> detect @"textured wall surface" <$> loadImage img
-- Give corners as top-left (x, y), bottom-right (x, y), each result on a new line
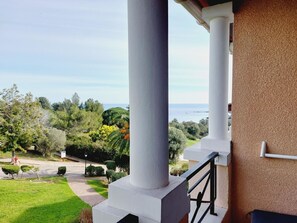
top-left (232, 0), bottom-right (297, 222)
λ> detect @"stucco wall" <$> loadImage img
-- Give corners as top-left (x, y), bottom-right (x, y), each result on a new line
top-left (232, 0), bottom-right (297, 222)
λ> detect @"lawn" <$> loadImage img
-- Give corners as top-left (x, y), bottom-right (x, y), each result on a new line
top-left (0, 151), bottom-right (60, 161)
top-left (87, 179), bottom-right (108, 199)
top-left (186, 138), bottom-right (199, 148)
top-left (0, 177), bottom-right (89, 223)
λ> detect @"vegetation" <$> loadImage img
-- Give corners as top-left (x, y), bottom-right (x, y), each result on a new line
top-left (85, 165), bottom-right (105, 177)
top-left (0, 177), bottom-right (89, 223)
top-left (2, 165), bottom-right (20, 179)
top-left (0, 85), bottom-right (210, 169)
top-left (57, 166), bottom-right (66, 176)
top-left (78, 208), bottom-right (93, 223)
top-left (87, 179), bottom-right (108, 198)
top-left (168, 127), bottom-right (187, 163)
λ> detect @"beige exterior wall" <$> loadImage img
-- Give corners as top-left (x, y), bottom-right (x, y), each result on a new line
top-left (232, 0), bottom-right (297, 222)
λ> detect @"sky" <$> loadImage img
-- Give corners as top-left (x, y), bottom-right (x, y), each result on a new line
top-left (0, 0), bottom-right (231, 104)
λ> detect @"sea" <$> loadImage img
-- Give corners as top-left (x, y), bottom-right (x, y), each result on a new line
top-left (103, 104), bottom-right (209, 123)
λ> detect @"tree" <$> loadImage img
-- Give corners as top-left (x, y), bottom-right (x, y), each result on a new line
top-left (108, 121), bottom-right (130, 154)
top-left (37, 128), bottom-right (66, 157)
top-left (38, 97), bottom-right (51, 110)
top-left (0, 85), bottom-right (43, 157)
top-left (84, 98), bottom-right (104, 115)
top-left (168, 127), bottom-right (187, 163)
top-left (71, 93), bottom-right (80, 106)
top-left (89, 125), bottom-right (118, 142)
top-left (102, 107), bottom-right (129, 127)
top-left (182, 121), bottom-right (201, 139)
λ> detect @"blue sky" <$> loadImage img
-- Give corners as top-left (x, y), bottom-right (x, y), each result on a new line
top-left (0, 0), bottom-right (224, 104)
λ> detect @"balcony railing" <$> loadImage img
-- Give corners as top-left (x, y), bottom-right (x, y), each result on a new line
top-left (181, 152), bottom-right (219, 223)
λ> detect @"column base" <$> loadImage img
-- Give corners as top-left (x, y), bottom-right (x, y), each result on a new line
top-left (184, 139), bottom-right (231, 166)
top-left (93, 175), bottom-right (190, 223)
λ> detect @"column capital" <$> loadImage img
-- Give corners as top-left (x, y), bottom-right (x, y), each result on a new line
top-left (202, 2), bottom-right (234, 24)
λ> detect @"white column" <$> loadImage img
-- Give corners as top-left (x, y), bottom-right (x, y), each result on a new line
top-left (208, 17), bottom-right (229, 140)
top-left (128, 0), bottom-right (169, 189)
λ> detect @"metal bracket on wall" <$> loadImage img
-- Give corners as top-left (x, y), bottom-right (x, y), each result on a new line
top-left (260, 141), bottom-right (297, 161)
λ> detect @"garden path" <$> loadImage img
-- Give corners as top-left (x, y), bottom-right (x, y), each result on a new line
top-left (67, 175), bottom-right (106, 206)
top-left (0, 157), bottom-right (106, 206)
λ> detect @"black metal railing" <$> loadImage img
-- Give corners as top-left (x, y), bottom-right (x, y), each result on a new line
top-left (181, 152), bottom-right (219, 223)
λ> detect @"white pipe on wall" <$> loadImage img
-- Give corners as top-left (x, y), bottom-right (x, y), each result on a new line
top-left (260, 141), bottom-right (297, 161)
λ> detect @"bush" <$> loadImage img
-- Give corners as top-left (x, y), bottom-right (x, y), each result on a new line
top-left (78, 208), bottom-right (92, 223)
top-left (168, 127), bottom-right (187, 163)
top-left (95, 166), bottom-right (105, 176)
top-left (106, 170), bottom-right (115, 183)
top-left (57, 166), bottom-right (66, 176)
top-left (114, 154), bottom-right (129, 173)
top-left (85, 165), bottom-right (105, 177)
top-left (2, 165), bottom-right (20, 179)
top-left (105, 160), bottom-right (116, 171)
top-left (111, 172), bottom-right (127, 182)
top-left (21, 165), bottom-right (34, 173)
top-left (65, 138), bottom-right (115, 163)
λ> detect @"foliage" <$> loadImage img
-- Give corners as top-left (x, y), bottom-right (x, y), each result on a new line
top-left (0, 84), bottom-right (43, 155)
top-left (105, 160), bottom-right (116, 171)
top-left (84, 98), bottom-right (104, 115)
top-left (168, 127), bottom-right (187, 163)
top-left (102, 107), bottom-right (129, 127)
top-left (170, 162), bottom-right (189, 176)
top-left (111, 172), bottom-right (127, 182)
top-left (57, 166), bottom-right (66, 176)
top-left (106, 170), bottom-right (115, 183)
top-left (114, 154), bottom-right (130, 173)
top-left (2, 165), bottom-right (20, 179)
top-left (65, 135), bottom-right (114, 163)
top-left (182, 121), bottom-right (201, 138)
top-left (85, 165), bottom-right (105, 177)
top-left (89, 125), bottom-right (118, 142)
top-left (38, 97), bottom-right (51, 110)
top-left (108, 122), bottom-right (130, 154)
top-left (50, 94), bottom-right (102, 134)
top-left (21, 165), bottom-right (34, 172)
top-left (0, 177), bottom-right (89, 223)
top-left (37, 127), bottom-right (66, 157)
top-left (87, 179), bottom-right (108, 199)
top-left (78, 208), bottom-right (93, 223)
top-left (169, 118), bottom-right (209, 140)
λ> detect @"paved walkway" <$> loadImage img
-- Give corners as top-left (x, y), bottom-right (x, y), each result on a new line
top-left (67, 175), bottom-right (106, 206)
top-left (0, 157), bottom-right (106, 206)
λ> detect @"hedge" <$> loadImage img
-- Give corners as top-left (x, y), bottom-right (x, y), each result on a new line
top-left (57, 166), bottom-right (66, 176)
top-left (85, 165), bottom-right (105, 177)
top-left (2, 165), bottom-right (20, 179)
top-left (65, 141), bottom-right (115, 163)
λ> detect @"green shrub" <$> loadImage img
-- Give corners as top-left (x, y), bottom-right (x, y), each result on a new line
top-left (106, 170), bottom-right (115, 183)
top-left (85, 165), bottom-right (105, 177)
top-left (57, 166), bottom-right (66, 176)
top-left (111, 172), bottom-right (127, 182)
top-left (95, 166), bottom-right (105, 176)
top-left (105, 160), bottom-right (116, 171)
top-left (2, 165), bottom-right (20, 179)
top-left (21, 165), bottom-right (34, 173)
top-left (115, 154), bottom-right (129, 173)
top-left (85, 165), bottom-right (96, 177)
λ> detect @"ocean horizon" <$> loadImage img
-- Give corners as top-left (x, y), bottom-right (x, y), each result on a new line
top-left (103, 103), bottom-right (209, 123)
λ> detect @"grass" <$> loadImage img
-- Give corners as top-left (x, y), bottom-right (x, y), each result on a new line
top-left (186, 138), bottom-right (199, 148)
top-left (0, 151), bottom-right (61, 162)
top-left (87, 179), bottom-right (108, 199)
top-left (0, 177), bottom-right (89, 223)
